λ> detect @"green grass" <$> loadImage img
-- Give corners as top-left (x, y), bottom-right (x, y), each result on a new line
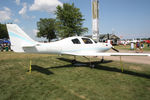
top-left (0, 52), bottom-right (150, 100)
top-left (114, 43), bottom-right (150, 51)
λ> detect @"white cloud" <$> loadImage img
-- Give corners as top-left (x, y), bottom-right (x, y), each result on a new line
top-left (19, 3), bottom-right (36, 19)
top-left (15, 0), bottom-right (20, 5)
top-left (19, 3), bottom-right (27, 16)
top-left (29, 0), bottom-right (63, 13)
top-left (13, 19), bottom-right (20, 23)
top-left (0, 7), bottom-right (11, 22)
top-left (33, 29), bottom-right (39, 36)
top-left (4, 7), bottom-right (11, 12)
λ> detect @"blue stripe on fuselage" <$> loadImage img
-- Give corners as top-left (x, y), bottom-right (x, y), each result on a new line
top-left (62, 47), bottom-right (110, 53)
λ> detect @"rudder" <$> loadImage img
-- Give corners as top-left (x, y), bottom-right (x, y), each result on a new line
top-left (6, 24), bottom-right (36, 52)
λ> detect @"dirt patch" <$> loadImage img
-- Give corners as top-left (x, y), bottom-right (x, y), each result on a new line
top-left (129, 66), bottom-right (143, 71)
top-left (69, 89), bottom-right (87, 100)
top-left (147, 87), bottom-right (150, 91)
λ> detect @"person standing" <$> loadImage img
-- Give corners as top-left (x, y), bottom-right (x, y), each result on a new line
top-left (130, 42), bottom-right (134, 50)
top-left (140, 42), bottom-right (144, 53)
top-left (136, 42), bottom-right (140, 53)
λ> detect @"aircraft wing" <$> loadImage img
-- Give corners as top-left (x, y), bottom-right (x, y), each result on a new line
top-left (63, 52), bottom-right (150, 57)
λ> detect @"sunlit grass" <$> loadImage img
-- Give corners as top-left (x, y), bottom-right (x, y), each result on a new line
top-left (0, 52), bottom-right (150, 100)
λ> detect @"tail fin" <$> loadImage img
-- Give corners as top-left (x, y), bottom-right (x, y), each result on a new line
top-left (6, 24), bottom-right (36, 52)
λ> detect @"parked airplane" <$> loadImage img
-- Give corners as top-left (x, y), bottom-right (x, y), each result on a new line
top-left (144, 40), bottom-right (150, 44)
top-left (6, 24), bottom-right (150, 67)
top-left (119, 39), bottom-right (139, 45)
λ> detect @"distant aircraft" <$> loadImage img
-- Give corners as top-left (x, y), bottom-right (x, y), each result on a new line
top-left (144, 40), bottom-right (150, 44)
top-left (119, 39), bottom-right (139, 45)
top-left (6, 24), bottom-right (150, 67)
top-left (127, 39), bottom-right (138, 44)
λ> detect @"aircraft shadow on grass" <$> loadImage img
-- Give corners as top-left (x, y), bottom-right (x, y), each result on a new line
top-left (32, 58), bottom-right (150, 79)
top-left (31, 65), bottom-right (54, 75)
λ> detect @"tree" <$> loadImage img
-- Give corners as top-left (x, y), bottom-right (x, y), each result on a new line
top-left (55, 3), bottom-right (88, 38)
top-left (37, 18), bottom-right (56, 42)
top-left (0, 23), bottom-right (9, 39)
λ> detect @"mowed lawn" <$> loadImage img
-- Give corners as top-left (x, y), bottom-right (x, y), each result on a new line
top-left (0, 52), bottom-right (150, 100)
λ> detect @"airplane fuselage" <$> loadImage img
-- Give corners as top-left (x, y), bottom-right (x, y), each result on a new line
top-left (23, 37), bottom-right (112, 55)
top-left (7, 24), bottom-right (150, 57)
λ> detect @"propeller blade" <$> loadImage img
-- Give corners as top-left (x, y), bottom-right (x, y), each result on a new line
top-left (111, 47), bottom-right (119, 52)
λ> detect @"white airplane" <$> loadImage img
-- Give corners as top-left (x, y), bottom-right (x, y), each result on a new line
top-left (6, 24), bottom-right (150, 67)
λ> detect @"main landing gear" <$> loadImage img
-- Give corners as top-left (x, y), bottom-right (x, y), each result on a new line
top-left (71, 56), bottom-right (105, 68)
top-left (71, 56), bottom-right (77, 65)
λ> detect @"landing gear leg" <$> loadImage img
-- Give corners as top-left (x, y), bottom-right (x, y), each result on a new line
top-left (83, 56), bottom-right (95, 68)
top-left (101, 56), bottom-right (104, 63)
top-left (71, 56), bottom-right (77, 65)
top-left (120, 56), bottom-right (124, 72)
top-left (29, 60), bottom-right (32, 73)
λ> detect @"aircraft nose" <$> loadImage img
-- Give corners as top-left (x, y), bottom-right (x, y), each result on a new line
top-left (105, 43), bottom-right (112, 48)
top-left (108, 43), bottom-right (113, 48)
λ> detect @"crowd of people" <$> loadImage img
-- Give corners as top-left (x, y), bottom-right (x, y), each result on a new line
top-left (128, 39), bottom-right (150, 53)
top-left (0, 43), bottom-right (11, 52)
top-left (134, 42), bottom-right (145, 53)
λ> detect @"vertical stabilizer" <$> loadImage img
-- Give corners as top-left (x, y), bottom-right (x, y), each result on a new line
top-left (6, 24), bottom-right (36, 52)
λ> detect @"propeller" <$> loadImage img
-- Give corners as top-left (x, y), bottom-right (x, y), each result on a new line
top-left (111, 47), bottom-right (119, 52)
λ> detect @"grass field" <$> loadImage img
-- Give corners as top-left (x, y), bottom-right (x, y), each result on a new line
top-left (0, 52), bottom-right (150, 100)
top-left (114, 43), bottom-right (150, 51)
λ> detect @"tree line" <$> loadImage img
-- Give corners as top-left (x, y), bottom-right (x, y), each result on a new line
top-left (0, 3), bottom-right (88, 42)
top-left (0, 23), bottom-right (9, 39)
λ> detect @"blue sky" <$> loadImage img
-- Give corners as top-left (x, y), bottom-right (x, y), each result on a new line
top-left (0, 0), bottom-right (150, 40)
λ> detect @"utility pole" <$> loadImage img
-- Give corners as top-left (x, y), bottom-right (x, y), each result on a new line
top-left (92, 0), bottom-right (99, 42)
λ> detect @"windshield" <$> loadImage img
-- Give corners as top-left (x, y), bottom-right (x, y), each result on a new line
top-left (82, 38), bottom-right (93, 44)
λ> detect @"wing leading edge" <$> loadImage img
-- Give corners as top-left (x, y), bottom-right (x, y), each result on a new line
top-left (63, 52), bottom-right (150, 57)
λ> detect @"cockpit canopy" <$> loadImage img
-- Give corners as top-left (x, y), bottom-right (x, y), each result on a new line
top-left (71, 38), bottom-right (81, 44)
top-left (71, 37), bottom-right (95, 44)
